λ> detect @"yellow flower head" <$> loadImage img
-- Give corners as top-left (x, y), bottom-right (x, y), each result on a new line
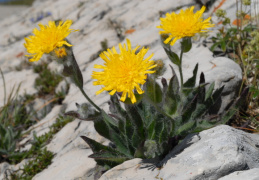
top-left (55, 47), bottom-right (67, 58)
top-left (157, 6), bottom-right (214, 46)
top-left (92, 39), bottom-right (156, 104)
top-left (24, 20), bottom-right (77, 62)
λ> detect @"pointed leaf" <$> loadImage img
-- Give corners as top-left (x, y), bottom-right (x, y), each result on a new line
top-left (169, 64), bottom-right (178, 77)
top-left (221, 41), bottom-right (226, 52)
top-left (194, 117), bottom-right (217, 132)
top-left (101, 110), bottom-right (118, 127)
top-left (176, 120), bottom-right (196, 136)
top-left (164, 48), bottom-right (180, 66)
top-left (89, 151), bottom-right (130, 167)
top-left (80, 136), bottom-right (117, 153)
top-left (197, 73), bottom-right (206, 103)
top-left (125, 104), bottom-right (144, 139)
top-left (154, 115), bottom-right (168, 145)
top-left (148, 120), bottom-right (156, 140)
top-left (191, 103), bottom-right (207, 120)
top-left (109, 129), bottom-right (132, 157)
top-left (205, 82), bottom-right (215, 101)
top-left (210, 42), bottom-right (221, 51)
top-left (163, 75), bottom-right (180, 116)
top-left (181, 92), bottom-right (198, 122)
top-left (220, 107), bottom-right (237, 124)
top-left (211, 86), bottom-right (225, 104)
top-left (136, 99), bottom-right (156, 127)
top-left (95, 112), bottom-right (132, 157)
top-left (181, 37), bottom-right (192, 53)
top-left (94, 118), bottom-right (112, 140)
top-left (89, 151), bottom-right (130, 163)
top-left (144, 75), bottom-right (163, 104)
top-left (183, 63), bottom-right (198, 89)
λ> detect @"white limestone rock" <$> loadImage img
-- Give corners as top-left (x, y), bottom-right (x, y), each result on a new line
top-left (218, 168), bottom-right (259, 180)
top-left (19, 105), bottom-right (63, 152)
top-left (27, 98), bottom-right (53, 120)
top-left (0, 159), bottom-right (30, 180)
top-left (32, 149), bottom-right (96, 180)
top-left (99, 158), bottom-right (159, 180)
top-left (33, 120), bottom-right (108, 180)
top-left (204, 57), bottom-right (243, 113)
top-left (46, 120), bottom-right (108, 159)
top-left (55, 80), bottom-right (69, 94)
top-left (100, 125), bottom-right (259, 180)
top-left (0, 69), bottom-right (37, 107)
top-left (0, 162), bottom-right (10, 180)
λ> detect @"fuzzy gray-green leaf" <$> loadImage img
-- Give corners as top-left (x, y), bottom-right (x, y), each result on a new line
top-left (110, 129), bottom-right (132, 157)
top-left (80, 136), bottom-right (117, 154)
top-left (163, 75), bottom-right (179, 116)
top-left (148, 120), bottom-right (156, 140)
top-left (94, 118), bottom-right (111, 140)
top-left (144, 76), bottom-right (163, 104)
top-left (176, 121), bottom-right (196, 136)
top-left (125, 104), bottom-right (144, 139)
top-left (89, 151), bottom-right (130, 164)
top-left (164, 48), bottom-right (180, 66)
top-left (205, 82), bottom-right (215, 101)
top-left (181, 37), bottom-right (192, 53)
top-left (183, 63), bottom-right (198, 89)
top-left (101, 110), bottom-right (118, 127)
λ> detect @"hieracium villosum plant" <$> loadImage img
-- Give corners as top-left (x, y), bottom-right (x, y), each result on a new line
top-left (24, 6), bottom-right (245, 171)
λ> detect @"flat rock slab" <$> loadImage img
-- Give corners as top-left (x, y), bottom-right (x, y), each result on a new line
top-left (0, 5), bottom-right (29, 20)
top-left (100, 125), bottom-right (259, 180)
top-left (32, 148), bottom-right (96, 180)
top-left (218, 168), bottom-right (259, 180)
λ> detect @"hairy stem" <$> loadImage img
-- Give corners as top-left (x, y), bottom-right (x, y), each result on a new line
top-left (179, 49), bottom-right (184, 88)
top-left (79, 87), bottom-right (101, 112)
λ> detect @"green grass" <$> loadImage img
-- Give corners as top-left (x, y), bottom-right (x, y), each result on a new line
top-left (33, 62), bottom-right (63, 96)
top-left (7, 148), bottom-right (54, 180)
top-left (3, 115), bottom-right (74, 179)
top-left (0, 60), bottom-right (71, 179)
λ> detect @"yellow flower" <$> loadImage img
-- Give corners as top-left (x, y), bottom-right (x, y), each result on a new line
top-left (24, 20), bottom-right (77, 62)
top-left (55, 47), bottom-right (67, 58)
top-left (157, 6), bottom-right (214, 46)
top-left (92, 39), bottom-right (156, 104)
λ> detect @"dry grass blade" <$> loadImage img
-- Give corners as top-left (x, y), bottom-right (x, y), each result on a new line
top-left (0, 68), bottom-right (6, 105)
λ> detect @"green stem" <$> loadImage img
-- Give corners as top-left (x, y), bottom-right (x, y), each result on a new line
top-left (79, 87), bottom-right (101, 112)
top-left (179, 48), bottom-right (184, 88)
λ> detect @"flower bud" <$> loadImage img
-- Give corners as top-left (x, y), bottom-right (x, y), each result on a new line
top-left (51, 42), bottom-right (84, 89)
top-left (223, 18), bottom-right (230, 25)
top-left (215, 9), bottom-right (226, 18)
